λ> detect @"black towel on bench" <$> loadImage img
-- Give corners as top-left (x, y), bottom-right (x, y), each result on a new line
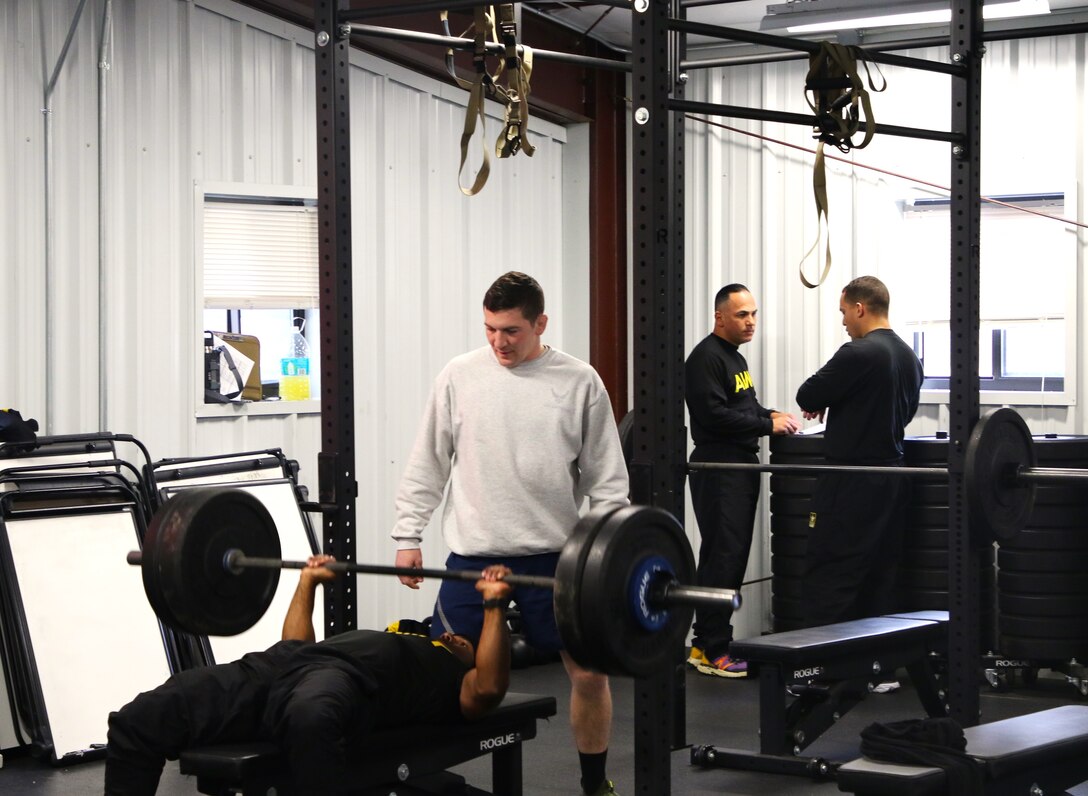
top-left (859, 717), bottom-right (984, 796)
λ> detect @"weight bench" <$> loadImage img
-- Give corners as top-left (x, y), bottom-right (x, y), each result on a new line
top-left (837, 705), bottom-right (1088, 795)
top-left (178, 691), bottom-right (556, 795)
top-left (690, 611), bottom-right (948, 778)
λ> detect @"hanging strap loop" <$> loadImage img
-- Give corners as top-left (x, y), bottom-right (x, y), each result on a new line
top-left (799, 42), bottom-right (886, 287)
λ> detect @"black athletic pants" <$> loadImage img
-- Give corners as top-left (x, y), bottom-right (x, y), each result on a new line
top-left (802, 469), bottom-right (910, 627)
top-left (688, 449), bottom-right (760, 659)
top-left (105, 641), bottom-right (374, 796)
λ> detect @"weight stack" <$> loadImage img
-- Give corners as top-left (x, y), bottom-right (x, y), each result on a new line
top-left (998, 435), bottom-right (1088, 662)
top-left (768, 434), bottom-right (824, 632)
top-left (901, 435), bottom-right (997, 650)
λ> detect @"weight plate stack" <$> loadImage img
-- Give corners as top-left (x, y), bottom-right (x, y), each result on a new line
top-left (901, 435), bottom-right (996, 650)
top-left (998, 435), bottom-right (1088, 662)
top-left (768, 434), bottom-right (823, 631)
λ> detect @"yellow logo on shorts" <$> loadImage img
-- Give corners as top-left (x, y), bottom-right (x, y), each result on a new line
top-left (809, 512), bottom-right (817, 528)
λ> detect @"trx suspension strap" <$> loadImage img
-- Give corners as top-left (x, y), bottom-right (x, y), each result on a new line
top-left (441, 5), bottom-right (534, 196)
top-left (799, 42), bottom-right (886, 287)
top-left (494, 4), bottom-right (535, 160)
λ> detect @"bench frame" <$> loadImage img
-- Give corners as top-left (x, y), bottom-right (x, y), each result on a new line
top-left (178, 692), bottom-right (556, 796)
top-left (690, 612), bottom-right (949, 778)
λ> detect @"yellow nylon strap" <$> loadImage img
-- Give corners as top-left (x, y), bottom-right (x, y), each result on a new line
top-left (455, 6), bottom-right (497, 196)
top-left (799, 43), bottom-right (886, 287)
top-left (799, 142), bottom-right (833, 289)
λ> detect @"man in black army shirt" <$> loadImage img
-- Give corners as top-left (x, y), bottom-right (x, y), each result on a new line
top-left (685, 284), bottom-right (800, 677)
top-left (105, 556), bottom-right (514, 795)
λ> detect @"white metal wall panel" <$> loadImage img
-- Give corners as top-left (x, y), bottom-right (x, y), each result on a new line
top-left (2, 0), bottom-right (581, 641)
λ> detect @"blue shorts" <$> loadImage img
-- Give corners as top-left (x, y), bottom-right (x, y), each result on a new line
top-left (429, 552), bottom-right (563, 653)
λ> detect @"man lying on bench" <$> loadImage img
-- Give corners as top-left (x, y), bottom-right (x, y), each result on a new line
top-left (105, 556), bottom-right (514, 796)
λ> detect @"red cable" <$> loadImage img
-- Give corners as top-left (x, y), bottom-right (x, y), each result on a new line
top-left (685, 114), bottom-right (1087, 230)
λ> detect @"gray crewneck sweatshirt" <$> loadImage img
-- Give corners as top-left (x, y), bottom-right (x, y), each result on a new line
top-left (392, 345), bottom-right (629, 556)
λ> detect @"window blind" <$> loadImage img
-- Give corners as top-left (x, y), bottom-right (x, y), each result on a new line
top-left (203, 200), bottom-right (319, 309)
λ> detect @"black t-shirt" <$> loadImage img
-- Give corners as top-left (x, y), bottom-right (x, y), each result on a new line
top-left (685, 333), bottom-right (773, 455)
top-left (289, 630), bottom-right (468, 728)
top-left (796, 328), bottom-right (924, 464)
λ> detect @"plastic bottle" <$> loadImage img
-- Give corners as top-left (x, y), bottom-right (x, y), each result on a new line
top-left (279, 319), bottom-right (311, 401)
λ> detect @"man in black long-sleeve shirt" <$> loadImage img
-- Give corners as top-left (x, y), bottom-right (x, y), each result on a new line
top-left (796, 276), bottom-right (924, 628)
top-left (686, 284), bottom-right (800, 677)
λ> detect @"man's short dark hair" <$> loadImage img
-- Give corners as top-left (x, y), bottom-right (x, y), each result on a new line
top-left (843, 275), bottom-right (890, 316)
top-left (483, 272), bottom-right (545, 322)
top-left (714, 283), bottom-right (750, 310)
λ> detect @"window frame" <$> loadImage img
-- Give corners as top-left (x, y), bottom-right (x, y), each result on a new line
top-left (895, 191), bottom-right (1078, 408)
top-left (193, 181), bottom-right (320, 418)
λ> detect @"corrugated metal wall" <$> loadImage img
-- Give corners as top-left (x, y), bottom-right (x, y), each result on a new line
top-left (2, 0), bottom-right (583, 631)
top-left (683, 35), bottom-right (1088, 636)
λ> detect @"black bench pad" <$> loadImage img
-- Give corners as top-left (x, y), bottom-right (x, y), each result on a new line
top-left (179, 691), bottom-right (556, 795)
top-left (730, 615), bottom-right (944, 669)
top-left (838, 705), bottom-right (1088, 795)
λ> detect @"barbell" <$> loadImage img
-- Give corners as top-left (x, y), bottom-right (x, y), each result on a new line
top-left (127, 488), bottom-right (739, 678)
top-left (689, 407), bottom-right (1050, 542)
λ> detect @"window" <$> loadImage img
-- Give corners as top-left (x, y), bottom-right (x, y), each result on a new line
top-left (890, 193), bottom-right (1076, 402)
top-left (198, 185), bottom-right (320, 405)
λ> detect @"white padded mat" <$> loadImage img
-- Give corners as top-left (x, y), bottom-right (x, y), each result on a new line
top-left (3, 509), bottom-right (171, 761)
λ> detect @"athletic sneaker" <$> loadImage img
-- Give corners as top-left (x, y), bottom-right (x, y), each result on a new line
top-left (585, 780), bottom-right (619, 796)
top-left (869, 679), bottom-right (901, 694)
top-left (696, 654), bottom-right (748, 678)
top-left (687, 646), bottom-right (710, 668)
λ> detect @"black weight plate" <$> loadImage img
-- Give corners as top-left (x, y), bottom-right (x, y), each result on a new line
top-left (999, 614), bottom-right (1088, 639)
top-left (902, 549), bottom-right (950, 570)
top-left (998, 549), bottom-right (1088, 573)
top-left (553, 506), bottom-right (611, 673)
top-left (903, 436), bottom-right (950, 465)
top-left (895, 591), bottom-right (951, 611)
top-left (769, 435), bottom-right (825, 457)
top-left (769, 494), bottom-right (814, 517)
top-left (1033, 435), bottom-right (1088, 461)
top-left (769, 474), bottom-right (817, 497)
top-left (910, 483), bottom-right (949, 506)
top-left (771, 554), bottom-right (807, 578)
top-left (1024, 503), bottom-right (1088, 530)
top-left (965, 408), bottom-right (1036, 542)
top-left (1000, 636), bottom-right (1088, 660)
top-left (617, 410), bottom-right (635, 467)
top-left (998, 593), bottom-right (1088, 617)
top-left (907, 505), bottom-right (949, 530)
top-left (770, 534), bottom-right (808, 557)
top-left (771, 515), bottom-right (814, 536)
top-left (998, 571), bottom-right (1088, 595)
top-left (903, 528), bottom-right (950, 551)
top-left (899, 566), bottom-right (995, 590)
top-left (1031, 484), bottom-right (1088, 507)
top-left (999, 528), bottom-right (1088, 552)
top-left (571, 505), bottom-right (695, 678)
top-left (142, 488), bottom-right (280, 636)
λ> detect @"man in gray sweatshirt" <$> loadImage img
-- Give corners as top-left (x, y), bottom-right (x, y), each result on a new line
top-left (391, 271), bottom-right (630, 796)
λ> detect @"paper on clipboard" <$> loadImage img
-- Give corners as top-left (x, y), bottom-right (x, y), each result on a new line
top-left (214, 334), bottom-right (255, 399)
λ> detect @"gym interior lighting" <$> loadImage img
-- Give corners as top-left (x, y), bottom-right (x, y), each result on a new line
top-left (759, 0), bottom-right (1051, 33)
